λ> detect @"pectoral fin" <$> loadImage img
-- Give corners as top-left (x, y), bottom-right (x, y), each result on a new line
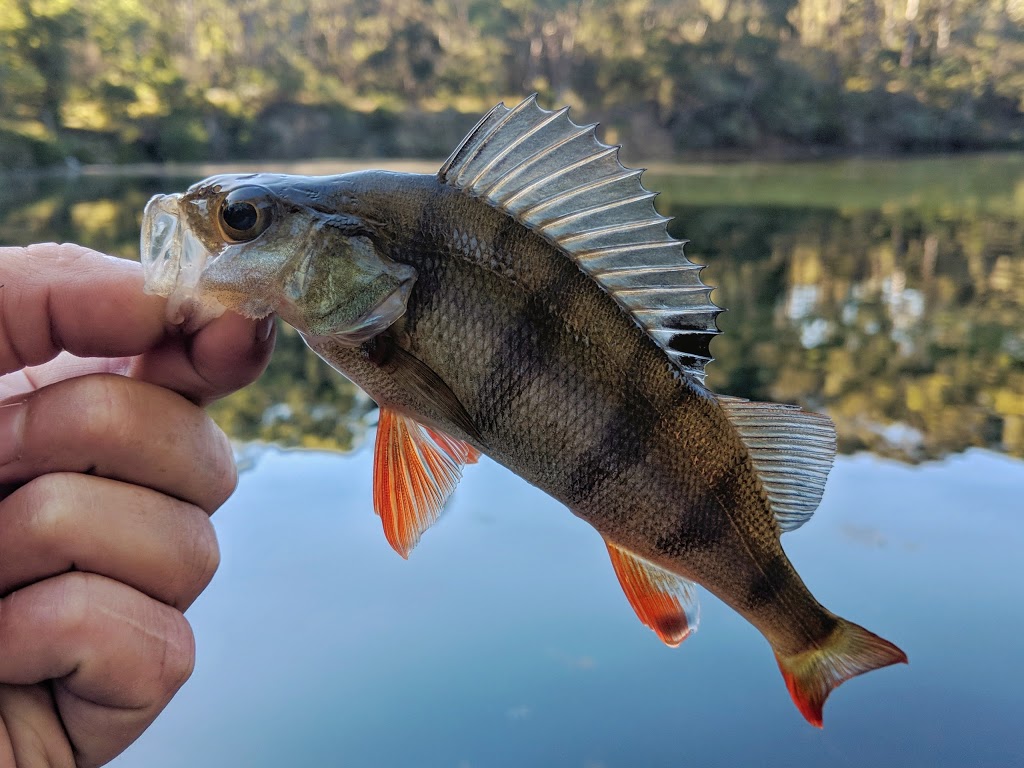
top-left (373, 409), bottom-right (478, 558)
top-left (424, 427), bottom-right (481, 465)
top-left (605, 539), bottom-right (699, 647)
top-left (381, 344), bottom-right (484, 444)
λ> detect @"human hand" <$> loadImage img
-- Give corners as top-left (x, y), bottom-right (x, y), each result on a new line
top-left (0, 243), bottom-right (275, 767)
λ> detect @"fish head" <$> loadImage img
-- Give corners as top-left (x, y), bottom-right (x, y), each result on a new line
top-left (140, 172), bottom-right (416, 341)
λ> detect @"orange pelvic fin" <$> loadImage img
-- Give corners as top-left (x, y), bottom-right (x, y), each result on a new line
top-left (775, 619), bottom-right (908, 727)
top-left (372, 409), bottom-right (477, 558)
top-left (605, 539), bottom-right (699, 647)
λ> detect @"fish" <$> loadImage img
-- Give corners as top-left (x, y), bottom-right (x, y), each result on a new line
top-left (140, 96), bottom-right (907, 727)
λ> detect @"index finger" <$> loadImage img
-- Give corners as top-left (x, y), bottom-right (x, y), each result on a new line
top-left (0, 244), bottom-right (166, 374)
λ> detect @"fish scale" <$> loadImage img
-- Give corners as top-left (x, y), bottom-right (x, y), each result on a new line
top-left (140, 96), bottom-right (907, 728)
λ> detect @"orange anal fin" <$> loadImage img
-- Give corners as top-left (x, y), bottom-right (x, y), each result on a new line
top-left (775, 618), bottom-right (908, 728)
top-left (373, 410), bottom-right (475, 558)
top-left (605, 539), bottom-right (700, 647)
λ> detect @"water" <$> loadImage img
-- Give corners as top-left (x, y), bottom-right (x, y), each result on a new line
top-left (1, 156), bottom-right (1022, 766)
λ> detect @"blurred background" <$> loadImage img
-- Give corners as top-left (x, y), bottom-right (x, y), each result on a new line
top-left (1, 1), bottom-right (1023, 766)
top-left (1, 0), bottom-right (1022, 166)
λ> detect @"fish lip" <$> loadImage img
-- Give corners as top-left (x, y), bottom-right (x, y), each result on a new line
top-left (140, 193), bottom-right (185, 297)
top-left (140, 192), bottom-right (227, 329)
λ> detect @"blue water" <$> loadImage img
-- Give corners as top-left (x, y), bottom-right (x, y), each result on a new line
top-left (113, 446), bottom-right (1023, 767)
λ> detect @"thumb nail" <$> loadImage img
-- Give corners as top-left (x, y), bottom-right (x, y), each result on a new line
top-left (255, 316), bottom-right (275, 343)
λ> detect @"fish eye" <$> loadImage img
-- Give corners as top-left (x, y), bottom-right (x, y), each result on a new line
top-left (218, 186), bottom-right (274, 243)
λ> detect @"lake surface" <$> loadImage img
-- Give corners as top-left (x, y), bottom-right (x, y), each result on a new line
top-left (1, 156), bottom-right (1022, 766)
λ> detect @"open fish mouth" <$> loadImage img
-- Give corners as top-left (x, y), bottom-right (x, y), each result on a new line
top-left (140, 193), bottom-right (227, 329)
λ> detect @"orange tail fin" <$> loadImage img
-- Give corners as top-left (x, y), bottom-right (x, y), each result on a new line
top-left (775, 619), bottom-right (907, 728)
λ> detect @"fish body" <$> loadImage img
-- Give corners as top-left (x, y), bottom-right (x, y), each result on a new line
top-left (141, 98), bottom-right (906, 726)
top-left (300, 175), bottom-right (828, 651)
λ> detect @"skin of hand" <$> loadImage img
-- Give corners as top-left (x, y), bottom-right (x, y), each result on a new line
top-left (0, 243), bottom-right (276, 768)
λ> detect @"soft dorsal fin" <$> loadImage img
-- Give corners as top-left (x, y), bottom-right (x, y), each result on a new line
top-left (373, 408), bottom-right (478, 558)
top-left (718, 397), bottom-right (837, 533)
top-left (605, 539), bottom-right (699, 647)
top-left (439, 96), bottom-right (723, 383)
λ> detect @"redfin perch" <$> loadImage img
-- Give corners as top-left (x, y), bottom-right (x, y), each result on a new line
top-left (140, 96), bottom-right (907, 726)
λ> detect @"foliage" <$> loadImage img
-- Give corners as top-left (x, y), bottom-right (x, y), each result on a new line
top-left (0, 0), bottom-right (1021, 167)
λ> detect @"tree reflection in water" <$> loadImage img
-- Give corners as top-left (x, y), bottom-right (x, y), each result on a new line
top-left (2, 156), bottom-right (1020, 460)
top-left (681, 202), bottom-right (1024, 460)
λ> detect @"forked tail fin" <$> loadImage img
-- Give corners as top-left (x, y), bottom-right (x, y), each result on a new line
top-left (775, 619), bottom-right (907, 727)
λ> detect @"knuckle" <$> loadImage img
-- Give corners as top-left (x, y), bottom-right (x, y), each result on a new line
top-left (1, 245), bottom-right (33, 266)
top-left (24, 243), bottom-right (106, 273)
top-left (50, 243), bottom-right (92, 266)
top-left (154, 612), bottom-right (196, 693)
top-left (52, 571), bottom-right (98, 637)
top-left (72, 374), bottom-right (137, 447)
top-left (16, 474), bottom-right (80, 549)
top-left (56, 572), bottom-right (196, 699)
top-left (182, 506), bottom-right (220, 600)
top-left (16, 243), bottom-right (57, 266)
top-left (203, 426), bottom-right (238, 510)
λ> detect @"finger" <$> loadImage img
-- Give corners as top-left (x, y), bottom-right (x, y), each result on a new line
top-left (11, 313), bottom-right (275, 406)
top-left (0, 352), bottom-right (130, 402)
top-left (0, 374), bottom-right (237, 513)
top-left (11, 307), bottom-right (275, 405)
top-left (0, 572), bottom-right (194, 767)
top-left (0, 243), bottom-right (276, 404)
top-left (0, 244), bottom-right (166, 375)
top-left (130, 311), bottom-right (276, 404)
top-left (0, 473), bottom-right (219, 611)
top-left (0, 684), bottom-right (75, 768)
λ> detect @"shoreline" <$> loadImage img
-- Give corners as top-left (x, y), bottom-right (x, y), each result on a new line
top-left (3, 149), bottom-right (1022, 180)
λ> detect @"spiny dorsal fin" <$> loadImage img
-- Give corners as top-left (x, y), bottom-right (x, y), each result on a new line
top-left (605, 539), bottom-right (700, 647)
top-left (439, 96), bottom-right (722, 383)
top-left (718, 397), bottom-right (837, 533)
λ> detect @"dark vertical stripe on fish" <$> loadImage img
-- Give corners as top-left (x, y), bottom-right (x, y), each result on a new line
top-left (745, 553), bottom-right (794, 609)
top-left (652, 451), bottom-right (743, 557)
top-left (474, 301), bottom-right (544, 421)
top-left (393, 195), bottom-right (452, 333)
top-left (564, 392), bottom-right (661, 508)
top-left (491, 213), bottom-right (526, 272)
top-left (654, 506), bottom-right (729, 556)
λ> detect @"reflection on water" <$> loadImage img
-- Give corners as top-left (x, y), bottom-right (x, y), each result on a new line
top-left (209, 329), bottom-right (378, 453)
top-left (678, 200), bottom-right (1024, 460)
top-left (1, 156), bottom-right (1022, 460)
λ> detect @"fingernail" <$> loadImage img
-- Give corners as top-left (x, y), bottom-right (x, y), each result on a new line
top-left (255, 316), bottom-right (275, 343)
top-left (0, 397), bottom-right (27, 473)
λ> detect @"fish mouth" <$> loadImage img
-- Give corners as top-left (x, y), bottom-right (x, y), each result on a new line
top-left (140, 193), bottom-right (227, 329)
